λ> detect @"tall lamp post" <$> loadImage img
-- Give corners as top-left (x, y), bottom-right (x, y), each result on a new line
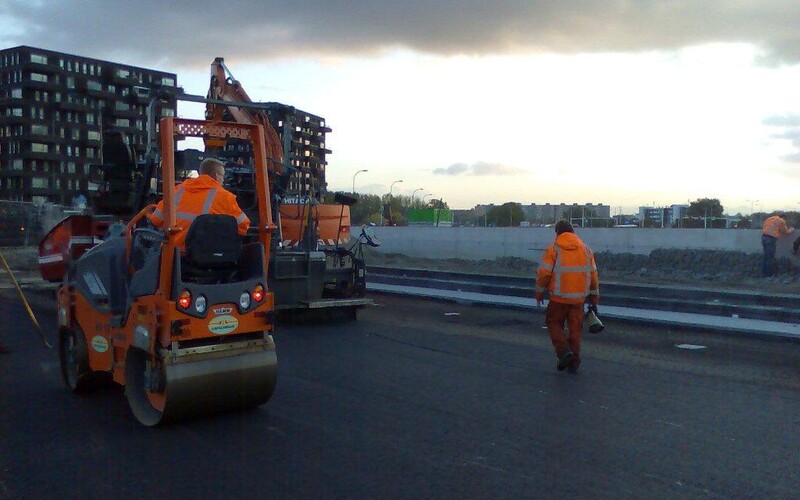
top-left (352, 169), bottom-right (368, 193)
top-left (383, 179), bottom-right (403, 226)
top-left (411, 188), bottom-right (424, 205)
top-left (422, 193), bottom-right (432, 204)
top-left (389, 179), bottom-right (403, 198)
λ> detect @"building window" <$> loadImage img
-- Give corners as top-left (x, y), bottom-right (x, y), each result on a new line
top-left (31, 177), bottom-right (49, 189)
top-left (30, 72), bottom-right (48, 82)
top-left (12, 159), bottom-right (23, 171)
top-left (87, 130), bottom-right (101, 141)
top-left (116, 68), bottom-right (130, 78)
top-left (115, 118), bottom-right (130, 127)
top-left (87, 80), bottom-right (102, 91)
top-left (86, 114), bottom-right (95, 125)
top-left (66, 162), bottom-right (76, 174)
top-left (30, 54), bottom-right (47, 64)
top-left (9, 108), bottom-right (22, 117)
top-left (31, 143), bottom-right (49, 153)
top-left (66, 76), bottom-right (75, 89)
top-left (31, 124), bottom-right (48, 135)
top-left (115, 101), bottom-right (129, 111)
top-left (11, 88), bottom-right (21, 98)
top-left (161, 76), bottom-right (175, 86)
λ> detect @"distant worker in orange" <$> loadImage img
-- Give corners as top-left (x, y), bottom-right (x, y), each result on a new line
top-left (761, 212), bottom-right (793, 278)
top-left (535, 221), bottom-right (600, 374)
top-left (147, 158), bottom-right (250, 250)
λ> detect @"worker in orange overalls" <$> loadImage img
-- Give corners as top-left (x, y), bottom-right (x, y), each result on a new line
top-left (147, 158), bottom-right (250, 250)
top-left (761, 212), bottom-right (793, 278)
top-left (535, 220), bottom-right (599, 374)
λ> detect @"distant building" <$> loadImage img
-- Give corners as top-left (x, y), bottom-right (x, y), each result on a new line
top-left (522, 202), bottom-right (611, 226)
top-left (638, 204), bottom-right (689, 227)
top-left (0, 45), bottom-right (177, 204)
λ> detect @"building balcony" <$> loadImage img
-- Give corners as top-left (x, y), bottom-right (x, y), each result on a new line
top-left (22, 150), bottom-right (62, 161)
top-left (58, 100), bottom-right (90, 112)
top-left (110, 107), bottom-right (142, 119)
top-left (24, 79), bottom-right (58, 91)
top-left (22, 61), bottom-right (62, 74)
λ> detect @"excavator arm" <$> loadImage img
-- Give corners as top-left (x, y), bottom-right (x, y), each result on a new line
top-left (206, 57), bottom-right (284, 175)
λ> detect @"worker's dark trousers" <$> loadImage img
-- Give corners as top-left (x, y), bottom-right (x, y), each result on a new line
top-left (762, 235), bottom-right (777, 277)
top-left (545, 301), bottom-right (584, 358)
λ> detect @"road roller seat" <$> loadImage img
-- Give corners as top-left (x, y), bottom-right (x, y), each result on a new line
top-left (182, 214), bottom-right (243, 283)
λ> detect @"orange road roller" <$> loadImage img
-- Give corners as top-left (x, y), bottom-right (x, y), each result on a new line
top-left (57, 118), bottom-right (279, 425)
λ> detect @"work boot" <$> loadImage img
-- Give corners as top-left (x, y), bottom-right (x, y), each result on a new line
top-left (557, 351), bottom-right (575, 371)
top-left (567, 354), bottom-right (581, 374)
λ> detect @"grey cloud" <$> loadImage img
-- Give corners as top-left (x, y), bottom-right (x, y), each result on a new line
top-left (433, 163), bottom-right (469, 176)
top-left (471, 161), bottom-right (524, 176)
top-left (1, 1), bottom-right (799, 68)
top-left (763, 115), bottom-right (800, 127)
top-left (433, 161), bottom-right (524, 176)
top-left (764, 114), bottom-right (800, 161)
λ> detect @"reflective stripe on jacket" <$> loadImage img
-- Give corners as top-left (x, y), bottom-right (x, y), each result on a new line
top-left (146, 174), bottom-right (250, 249)
top-left (535, 232), bottom-right (600, 305)
top-left (762, 215), bottom-right (792, 238)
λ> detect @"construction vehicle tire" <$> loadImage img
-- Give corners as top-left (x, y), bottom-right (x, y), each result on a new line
top-left (59, 327), bottom-right (92, 393)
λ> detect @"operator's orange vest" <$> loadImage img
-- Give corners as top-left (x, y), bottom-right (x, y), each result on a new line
top-left (535, 232), bottom-right (599, 305)
top-left (146, 174), bottom-right (250, 249)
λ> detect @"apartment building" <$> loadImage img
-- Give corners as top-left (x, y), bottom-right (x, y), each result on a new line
top-left (0, 45), bottom-right (177, 204)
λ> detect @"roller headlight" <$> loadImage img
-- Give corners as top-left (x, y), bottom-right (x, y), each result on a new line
top-left (194, 295), bottom-right (207, 314)
top-left (239, 292), bottom-right (251, 309)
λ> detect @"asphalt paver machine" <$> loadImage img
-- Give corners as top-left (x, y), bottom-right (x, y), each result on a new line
top-left (58, 117), bottom-right (278, 426)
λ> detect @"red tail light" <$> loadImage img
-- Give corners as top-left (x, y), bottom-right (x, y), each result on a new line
top-left (252, 285), bottom-right (264, 303)
top-left (178, 290), bottom-right (191, 309)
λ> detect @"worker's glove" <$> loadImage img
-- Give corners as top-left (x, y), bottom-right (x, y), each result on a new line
top-left (587, 304), bottom-right (598, 315)
top-left (587, 296), bottom-right (599, 307)
top-left (535, 292), bottom-right (544, 307)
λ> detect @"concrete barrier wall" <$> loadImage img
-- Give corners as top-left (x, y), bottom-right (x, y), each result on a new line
top-left (370, 226), bottom-right (797, 260)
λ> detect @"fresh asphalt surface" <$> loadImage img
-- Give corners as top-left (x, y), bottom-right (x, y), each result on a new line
top-left (1, 291), bottom-right (799, 499)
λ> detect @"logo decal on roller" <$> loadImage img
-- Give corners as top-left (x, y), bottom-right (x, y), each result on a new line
top-left (91, 335), bottom-right (108, 353)
top-left (208, 315), bottom-right (238, 335)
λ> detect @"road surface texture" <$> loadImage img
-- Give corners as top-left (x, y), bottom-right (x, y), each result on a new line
top-left (1, 291), bottom-right (799, 499)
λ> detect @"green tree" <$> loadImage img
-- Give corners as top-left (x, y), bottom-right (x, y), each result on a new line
top-left (486, 202), bottom-right (525, 227)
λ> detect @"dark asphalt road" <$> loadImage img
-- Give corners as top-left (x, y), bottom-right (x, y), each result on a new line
top-left (1, 291), bottom-right (799, 499)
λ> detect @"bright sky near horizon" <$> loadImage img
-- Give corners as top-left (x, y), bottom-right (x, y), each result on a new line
top-left (2, 1), bottom-right (799, 214)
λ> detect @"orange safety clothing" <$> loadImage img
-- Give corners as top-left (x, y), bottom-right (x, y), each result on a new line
top-left (761, 215), bottom-right (793, 239)
top-left (535, 232), bottom-right (599, 305)
top-left (146, 174), bottom-right (250, 250)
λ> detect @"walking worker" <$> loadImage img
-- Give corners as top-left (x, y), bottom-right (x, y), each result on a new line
top-left (761, 212), bottom-right (793, 277)
top-left (147, 158), bottom-right (250, 250)
top-left (535, 221), bottom-right (599, 374)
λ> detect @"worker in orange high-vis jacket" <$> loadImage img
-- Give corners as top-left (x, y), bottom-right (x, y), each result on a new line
top-left (146, 158), bottom-right (250, 250)
top-left (535, 220), bottom-right (599, 374)
top-left (761, 212), bottom-right (793, 278)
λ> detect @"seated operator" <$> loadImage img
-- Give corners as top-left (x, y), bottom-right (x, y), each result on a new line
top-left (146, 158), bottom-right (250, 250)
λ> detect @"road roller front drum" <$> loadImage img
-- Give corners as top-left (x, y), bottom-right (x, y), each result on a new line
top-left (124, 337), bottom-right (278, 427)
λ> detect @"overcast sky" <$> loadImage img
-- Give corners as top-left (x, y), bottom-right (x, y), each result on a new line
top-left (3, 0), bottom-right (800, 212)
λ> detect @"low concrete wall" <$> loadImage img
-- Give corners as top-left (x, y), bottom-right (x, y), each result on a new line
top-left (370, 227), bottom-right (796, 260)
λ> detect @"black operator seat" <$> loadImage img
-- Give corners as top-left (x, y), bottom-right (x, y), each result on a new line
top-left (183, 214), bottom-right (243, 283)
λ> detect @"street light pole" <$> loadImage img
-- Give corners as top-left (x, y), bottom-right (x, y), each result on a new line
top-left (411, 188), bottom-right (424, 205)
top-left (389, 179), bottom-right (403, 198)
top-left (422, 193), bottom-right (432, 204)
top-left (746, 199), bottom-right (759, 215)
top-left (352, 169), bottom-right (368, 193)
